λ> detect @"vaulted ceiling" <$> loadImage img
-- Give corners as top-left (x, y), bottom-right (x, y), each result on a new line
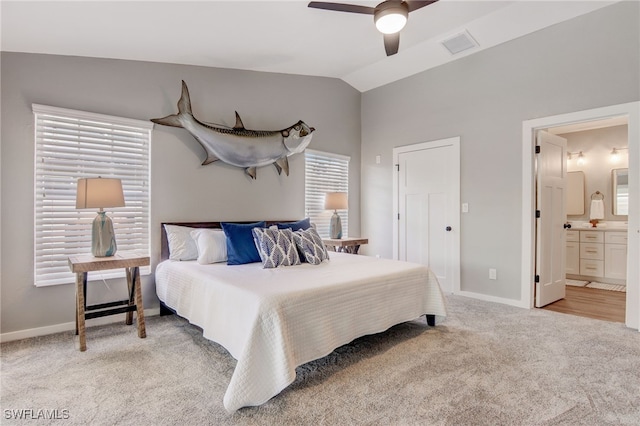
top-left (0, 1), bottom-right (617, 92)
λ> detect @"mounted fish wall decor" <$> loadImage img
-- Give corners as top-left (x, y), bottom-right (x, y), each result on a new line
top-left (151, 81), bottom-right (315, 179)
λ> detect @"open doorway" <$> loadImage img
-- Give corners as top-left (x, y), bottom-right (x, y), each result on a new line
top-left (521, 102), bottom-right (639, 331)
top-left (541, 285), bottom-right (626, 322)
top-left (539, 118), bottom-right (629, 322)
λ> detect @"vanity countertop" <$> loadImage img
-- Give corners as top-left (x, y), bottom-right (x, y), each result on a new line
top-left (568, 222), bottom-right (628, 231)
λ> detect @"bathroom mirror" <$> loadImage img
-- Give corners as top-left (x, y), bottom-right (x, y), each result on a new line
top-left (612, 168), bottom-right (628, 216)
top-left (566, 171), bottom-right (585, 215)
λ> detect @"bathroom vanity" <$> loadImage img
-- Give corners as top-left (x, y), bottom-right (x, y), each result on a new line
top-left (566, 227), bottom-right (627, 285)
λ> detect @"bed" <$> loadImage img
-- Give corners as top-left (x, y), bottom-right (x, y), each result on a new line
top-left (156, 221), bottom-right (447, 413)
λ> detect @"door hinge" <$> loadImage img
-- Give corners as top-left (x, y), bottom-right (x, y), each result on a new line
top-left (395, 164), bottom-right (399, 171)
top-left (536, 210), bottom-right (541, 218)
top-left (535, 146), bottom-right (541, 154)
top-left (535, 275), bottom-right (540, 283)
top-left (397, 213), bottom-right (400, 220)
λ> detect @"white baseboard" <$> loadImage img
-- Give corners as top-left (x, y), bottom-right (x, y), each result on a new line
top-left (0, 307), bottom-right (161, 343)
top-left (455, 290), bottom-right (528, 309)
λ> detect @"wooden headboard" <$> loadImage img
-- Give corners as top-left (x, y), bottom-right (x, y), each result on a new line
top-left (160, 221), bottom-right (295, 261)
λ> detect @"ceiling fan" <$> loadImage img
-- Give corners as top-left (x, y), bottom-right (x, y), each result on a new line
top-left (308, 1), bottom-right (438, 56)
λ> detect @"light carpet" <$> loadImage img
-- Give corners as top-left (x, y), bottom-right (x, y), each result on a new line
top-left (2, 295), bottom-right (639, 425)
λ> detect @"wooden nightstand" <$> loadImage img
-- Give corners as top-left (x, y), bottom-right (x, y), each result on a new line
top-left (68, 251), bottom-right (149, 351)
top-left (323, 237), bottom-right (368, 254)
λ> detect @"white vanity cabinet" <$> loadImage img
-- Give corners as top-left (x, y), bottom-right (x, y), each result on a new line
top-left (566, 229), bottom-right (627, 284)
top-left (565, 231), bottom-right (580, 275)
top-left (579, 231), bottom-right (604, 277)
top-left (604, 232), bottom-right (628, 280)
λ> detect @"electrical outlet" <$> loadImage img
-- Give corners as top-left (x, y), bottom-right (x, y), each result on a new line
top-left (462, 203), bottom-right (469, 213)
top-left (489, 268), bottom-right (497, 280)
top-left (375, 155), bottom-right (381, 164)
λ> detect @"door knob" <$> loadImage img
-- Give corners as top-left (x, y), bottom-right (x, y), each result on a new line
top-left (446, 226), bottom-right (452, 231)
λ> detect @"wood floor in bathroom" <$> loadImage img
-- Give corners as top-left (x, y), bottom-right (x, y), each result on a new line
top-left (541, 285), bottom-right (626, 323)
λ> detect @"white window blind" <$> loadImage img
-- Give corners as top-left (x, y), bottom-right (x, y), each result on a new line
top-left (305, 149), bottom-right (349, 238)
top-left (33, 104), bottom-right (152, 287)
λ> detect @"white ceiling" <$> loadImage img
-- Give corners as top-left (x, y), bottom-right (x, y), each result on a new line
top-left (0, 0), bottom-right (617, 92)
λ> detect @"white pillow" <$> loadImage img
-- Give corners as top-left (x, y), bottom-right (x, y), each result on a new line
top-left (190, 228), bottom-right (227, 264)
top-left (164, 224), bottom-right (198, 261)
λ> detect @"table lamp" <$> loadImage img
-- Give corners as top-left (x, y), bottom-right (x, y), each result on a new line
top-left (76, 177), bottom-right (125, 257)
top-left (325, 192), bottom-right (347, 239)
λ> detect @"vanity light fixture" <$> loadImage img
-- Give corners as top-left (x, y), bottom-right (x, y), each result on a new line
top-left (610, 147), bottom-right (628, 164)
top-left (567, 151), bottom-right (585, 166)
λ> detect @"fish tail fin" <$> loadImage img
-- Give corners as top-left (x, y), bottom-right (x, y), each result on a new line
top-left (177, 80), bottom-right (193, 115)
top-left (202, 155), bottom-right (219, 165)
top-left (150, 80), bottom-right (193, 128)
top-left (150, 114), bottom-right (182, 128)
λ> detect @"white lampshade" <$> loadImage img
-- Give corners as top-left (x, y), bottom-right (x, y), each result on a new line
top-left (325, 192), bottom-right (348, 211)
top-left (374, 7), bottom-right (408, 34)
top-left (76, 177), bottom-right (125, 210)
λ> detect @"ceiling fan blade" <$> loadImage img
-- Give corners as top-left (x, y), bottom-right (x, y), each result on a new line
top-left (384, 33), bottom-right (400, 56)
top-left (405, 0), bottom-right (438, 13)
top-left (307, 2), bottom-right (375, 15)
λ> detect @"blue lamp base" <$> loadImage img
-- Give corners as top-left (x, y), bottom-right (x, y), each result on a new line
top-left (92, 211), bottom-right (117, 257)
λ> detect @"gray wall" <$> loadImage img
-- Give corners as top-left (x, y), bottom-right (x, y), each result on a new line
top-left (2, 1), bottom-right (638, 335)
top-left (360, 1), bottom-right (639, 301)
top-left (1, 53), bottom-right (361, 334)
top-left (564, 125), bottom-right (629, 222)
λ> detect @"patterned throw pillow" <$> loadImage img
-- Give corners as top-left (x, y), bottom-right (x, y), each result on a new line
top-left (292, 227), bottom-right (330, 265)
top-left (251, 228), bottom-right (301, 269)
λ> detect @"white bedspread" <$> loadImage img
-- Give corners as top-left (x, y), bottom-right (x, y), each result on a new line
top-left (155, 252), bottom-right (446, 412)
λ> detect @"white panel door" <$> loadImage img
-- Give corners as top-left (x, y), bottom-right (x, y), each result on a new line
top-left (535, 130), bottom-right (567, 307)
top-left (394, 138), bottom-right (460, 293)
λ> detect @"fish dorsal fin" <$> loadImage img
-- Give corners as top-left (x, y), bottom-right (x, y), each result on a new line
top-left (233, 111), bottom-right (245, 130)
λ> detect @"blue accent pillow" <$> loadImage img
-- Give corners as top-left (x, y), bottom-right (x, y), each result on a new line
top-left (221, 221), bottom-right (266, 265)
top-left (276, 218), bottom-right (311, 231)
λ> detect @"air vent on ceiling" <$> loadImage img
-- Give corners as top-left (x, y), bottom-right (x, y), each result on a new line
top-left (440, 30), bottom-right (478, 55)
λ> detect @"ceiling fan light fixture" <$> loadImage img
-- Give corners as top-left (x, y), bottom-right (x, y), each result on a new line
top-left (374, 6), bottom-right (408, 34)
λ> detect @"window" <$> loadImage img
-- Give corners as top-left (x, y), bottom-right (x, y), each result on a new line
top-left (33, 104), bottom-right (152, 287)
top-left (304, 149), bottom-right (349, 238)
